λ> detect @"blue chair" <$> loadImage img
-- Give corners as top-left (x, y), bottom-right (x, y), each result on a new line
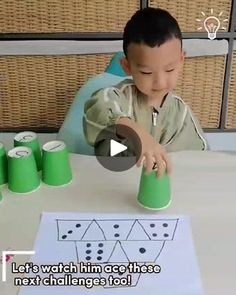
top-left (57, 52), bottom-right (128, 155)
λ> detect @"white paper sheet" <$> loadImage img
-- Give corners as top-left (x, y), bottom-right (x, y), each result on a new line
top-left (18, 212), bottom-right (203, 295)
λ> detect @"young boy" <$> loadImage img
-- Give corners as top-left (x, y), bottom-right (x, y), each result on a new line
top-left (83, 7), bottom-right (207, 176)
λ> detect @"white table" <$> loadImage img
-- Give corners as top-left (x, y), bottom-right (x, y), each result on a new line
top-left (0, 151), bottom-right (236, 295)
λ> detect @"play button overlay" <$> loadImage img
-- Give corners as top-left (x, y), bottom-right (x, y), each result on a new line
top-left (94, 124), bottom-right (142, 172)
top-left (110, 139), bottom-right (127, 156)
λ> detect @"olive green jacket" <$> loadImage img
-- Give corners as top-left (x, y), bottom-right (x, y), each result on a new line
top-left (83, 79), bottom-right (207, 153)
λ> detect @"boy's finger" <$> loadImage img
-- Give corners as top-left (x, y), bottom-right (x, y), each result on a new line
top-left (154, 155), bottom-right (165, 177)
top-left (157, 160), bottom-right (166, 178)
top-left (162, 153), bottom-right (172, 175)
top-left (136, 155), bottom-right (145, 167)
top-left (144, 153), bottom-right (153, 174)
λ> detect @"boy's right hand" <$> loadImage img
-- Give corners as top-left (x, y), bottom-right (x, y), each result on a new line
top-left (117, 117), bottom-right (172, 178)
top-left (136, 129), bottom-right (171, 178)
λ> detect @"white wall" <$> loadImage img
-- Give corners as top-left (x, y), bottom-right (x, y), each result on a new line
top-left (205, 133), bottom-right (236, 151)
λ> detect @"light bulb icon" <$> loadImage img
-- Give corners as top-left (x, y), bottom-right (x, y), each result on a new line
top-left (204, 16), bottom-right (220, 40)
top-left (196, 9), bottom-right (228, 40)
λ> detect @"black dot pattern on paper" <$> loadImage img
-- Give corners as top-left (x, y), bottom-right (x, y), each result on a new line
top-left (163, 223), bottom-right (168, 227)
top-left (98, 243), bottom-right (104, 247)
top-left (139, 248), bottom-right (146, 254)
top-left (68, 230), bottom-right (73, 234)
top-left (86, 243), bottom-right (91, 247)
top-left (97, 250), bottom-right (103, 254)
top-left (86, 250), bottom-right (91, 254)
top-left (114, 224), bottom-right (119, 229)
top-left (62, 235), bottom-right (67, 239)
top-left (76, 223), bottom-right (81, 228)
top-left (97, 256), bottom-right (102, 261)
top-left (152, 233), bottom-right (157, 237)
top-left (150, 223), bottom-right (155, 228)
top-left (164, 233), bottom-right (169, 237)
top-left (114, 233), bottom-right (120, 238)
top-left (86, 256), bottom-right (91, 261)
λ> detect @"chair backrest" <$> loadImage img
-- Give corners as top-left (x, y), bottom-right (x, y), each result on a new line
top-left (57, 52), bottom-right (128, 155)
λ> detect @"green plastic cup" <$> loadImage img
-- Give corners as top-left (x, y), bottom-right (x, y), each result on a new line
top-left (8, 146), bottom-right (40, 193)
top-left (14, 131), bottom-right (42, 171)
top-left (137, 166), bottom-right (171, 210)
top-left (0, 142), bottom-right (8, 185)
top-left (42, 140), bottom-right (72, 186)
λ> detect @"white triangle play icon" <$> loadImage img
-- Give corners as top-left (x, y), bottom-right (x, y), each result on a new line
top-left (110, 139), bottom-right (127, 157)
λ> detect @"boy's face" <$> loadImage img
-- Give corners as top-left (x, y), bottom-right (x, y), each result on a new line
top-left (121, 38), bottom-right (185, 102)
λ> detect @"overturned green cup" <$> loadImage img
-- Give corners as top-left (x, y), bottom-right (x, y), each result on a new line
top-left (137, 166), bottom-right (171, 210)
top-left (14, 131), bottom-right (42, 171)
top-left (42, 140), bottom-right (72, 186)
top-left (8, 146), bottom-right (40, 193)
top-left (0, 142), bottom-right (8, 185)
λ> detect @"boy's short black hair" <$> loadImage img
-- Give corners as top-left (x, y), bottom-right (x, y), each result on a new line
top-left (123, 7), bottom-right (182, 56)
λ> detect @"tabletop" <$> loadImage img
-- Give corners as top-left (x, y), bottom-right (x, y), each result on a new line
top-left (0, 150), bottom-right (236, 295)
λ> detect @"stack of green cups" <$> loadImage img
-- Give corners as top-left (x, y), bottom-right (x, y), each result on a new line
top-left (0, 142), bottom-right (8, 186)
top-left (2, 135), bottom-right (72, 194)
top-left (137, 166), bottom-right (171, 210)
top-left (8, 146), bottom-right (40, 193)
top-left (14, 131), bottom-right (42, 171)
top-left (42, 140), bottom-right (72, 186)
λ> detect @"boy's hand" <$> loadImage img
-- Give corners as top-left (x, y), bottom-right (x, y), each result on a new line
top-left (136, 130), bottom-right (171, 177)
top-left (117, 117), bottom-right (172, 177)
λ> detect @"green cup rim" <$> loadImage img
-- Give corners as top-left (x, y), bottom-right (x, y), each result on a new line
top-left (137, 198), bottom-right (172, 211)
top-left (8, 182), bottom-right (41, 194)
top-left (14, 131), bottom-right (37, 143)
top-left (8, 146), bottom-right (32, 158)
top-left (42, 140), bottom-right (66, 153)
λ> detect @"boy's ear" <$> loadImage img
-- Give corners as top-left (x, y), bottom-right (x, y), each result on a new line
top-left (119, 57), bottom-right (131, 76)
